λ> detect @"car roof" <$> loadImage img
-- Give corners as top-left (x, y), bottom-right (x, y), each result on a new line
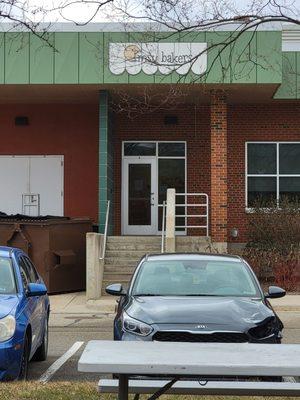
top-left (143, 253), bottom-right (243, 263)
top-left (0, 246), bottom-right (21, 258)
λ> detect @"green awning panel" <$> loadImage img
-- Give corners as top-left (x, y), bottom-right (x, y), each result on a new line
top-left (0, 30), bottom-right (287, 86)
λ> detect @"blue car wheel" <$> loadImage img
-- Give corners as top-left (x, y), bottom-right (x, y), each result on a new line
top-left (18, 335), bottom-right (30, 380)
top-left (33, 316), bottom-right (49, 362)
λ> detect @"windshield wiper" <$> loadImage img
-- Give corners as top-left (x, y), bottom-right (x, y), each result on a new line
top-left (133, 293), bottom-right (158, 296)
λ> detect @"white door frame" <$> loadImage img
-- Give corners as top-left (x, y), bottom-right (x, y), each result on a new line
top-left (122, 157), bottom-right (157, 235)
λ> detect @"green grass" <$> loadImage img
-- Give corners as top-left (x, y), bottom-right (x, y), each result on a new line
top-left (0, 382), bottom-right (300, 400)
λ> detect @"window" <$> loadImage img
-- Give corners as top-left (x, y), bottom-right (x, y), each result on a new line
top-left (246, 143), bottom-right (300, 207)
top-left (23, 257), bottom-right (39, 283)
top-left (158, 142), bottom-right (185, 157)
top-left (132, 259), bottom-right (259, 297)
top-left (19, 258), bottom-right (31, 289)
top-left (0, 257), bottom-right (16, 294)
top-left (124, 142), bottom-right (156, 156)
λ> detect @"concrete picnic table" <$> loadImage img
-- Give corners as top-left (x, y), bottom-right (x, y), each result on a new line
top-left (78, 340), bottom-right (300, 400)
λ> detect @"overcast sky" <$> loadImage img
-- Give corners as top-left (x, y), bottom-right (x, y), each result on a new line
top-left (2, 0), bottom-right (300, 25)
top-left (37, 0), bottom-right (300, 22)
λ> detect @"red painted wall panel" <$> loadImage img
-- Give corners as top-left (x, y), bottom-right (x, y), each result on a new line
top-left (0, 104), bottom-right (98, 222)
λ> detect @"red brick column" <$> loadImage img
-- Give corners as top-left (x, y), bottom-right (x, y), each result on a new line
top-left (210, 90), bottom-right (228, 246)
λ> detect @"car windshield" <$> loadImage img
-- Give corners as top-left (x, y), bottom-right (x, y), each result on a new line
top-left (132, 259), bottom-right (260, 297)
top-left (0, 257), bottom-right (16, 294)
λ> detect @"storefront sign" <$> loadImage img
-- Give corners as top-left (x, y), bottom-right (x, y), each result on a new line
top-left (109, 42), bottom-right (207, 75)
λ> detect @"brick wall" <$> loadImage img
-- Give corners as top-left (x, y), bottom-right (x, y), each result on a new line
top-left (2, 101), bottom-right (299, 243)
top-left (228, 103), bottom-right (300, 243)
top-left (210, 91), bottom-right (228, 243)
top-left (113, 101), bottom-right (300, 243)
top-left (113, 106), bottom-right (211, 235)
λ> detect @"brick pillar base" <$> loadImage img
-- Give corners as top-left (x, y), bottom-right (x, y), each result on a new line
top-left (210, 90), bottom-right (228, 247)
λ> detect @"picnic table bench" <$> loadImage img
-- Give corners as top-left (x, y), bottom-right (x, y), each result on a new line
top-left (78, 340), bottom-right (300, 400)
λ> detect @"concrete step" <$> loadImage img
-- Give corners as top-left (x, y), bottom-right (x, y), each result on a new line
top-left (106, 243), bottom-right (161, 251)
top-left (103, 272), bottom-right (133, 281)
top-left (106, 236), bottom-right (161, 251)
top-left (104, 258), bottom-right (139, 267)
top-left (104, 265), bottom-right (136, 274)
top-left (105, 250), bottom-right (156, 258)
top-left (175, 247), bottom-right (211, 252)
top-left (107, 236), bottom-right (161, 243)
top-left (176, 236), bottom-right (212, 252)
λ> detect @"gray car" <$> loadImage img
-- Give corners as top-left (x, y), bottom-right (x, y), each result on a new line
top-left (106, 253), bottom-right (285, 343)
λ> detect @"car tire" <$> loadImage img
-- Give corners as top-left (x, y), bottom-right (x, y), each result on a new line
top-left (18, 335), bottom-right (30, 380)
top-left (33, 317), bottom-right (49, 362)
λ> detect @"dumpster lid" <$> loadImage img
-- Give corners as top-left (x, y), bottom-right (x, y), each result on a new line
top-left (0, 212), bottom-right (70, 222)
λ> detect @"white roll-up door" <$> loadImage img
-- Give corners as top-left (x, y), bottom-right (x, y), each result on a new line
top-left (0, 156), bottom-right (64, 216)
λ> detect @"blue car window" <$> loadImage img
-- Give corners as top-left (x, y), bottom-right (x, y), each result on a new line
top-left (19, 258), bottom-right (30, 290)
top-left (0, 257), bottom-right (16, 294)
top-left (23, 257), bottom-right (39, 283)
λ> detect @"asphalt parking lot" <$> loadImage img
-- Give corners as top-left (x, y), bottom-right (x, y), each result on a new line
top-left (27, 310), bottom-right (300, 383)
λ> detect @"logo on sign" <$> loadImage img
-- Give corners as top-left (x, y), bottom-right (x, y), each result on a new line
top-left (109, 42), bottom-right (207, 76)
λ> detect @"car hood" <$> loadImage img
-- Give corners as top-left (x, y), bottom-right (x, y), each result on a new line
top-left (0, 295), bottom-right (19, 319)
top-left (126, 296), bottom-right (274, 331)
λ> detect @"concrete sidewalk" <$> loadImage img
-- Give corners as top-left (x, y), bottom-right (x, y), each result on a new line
top-left (48, 292), bottom-right (300, 327)
top-left (271, 295), bottom-right (300, 311)
top-left (49, 292), bottom-right (117, 327)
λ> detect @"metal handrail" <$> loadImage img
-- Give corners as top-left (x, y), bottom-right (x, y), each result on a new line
top-left (161, 200), bottom-right (166, 253)
top-left (175, 193), bottom-right (209, 236)
top-left (99, 200), bottom-right (110, 260)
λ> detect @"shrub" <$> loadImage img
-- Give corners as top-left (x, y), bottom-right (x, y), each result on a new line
top-left (243, 198), bottom-right (300, 292)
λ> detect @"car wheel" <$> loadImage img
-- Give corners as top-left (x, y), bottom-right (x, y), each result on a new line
top-left (18, 335), bottom-right (30, 380)
top-left (33, 317), bottom-right (48, 362)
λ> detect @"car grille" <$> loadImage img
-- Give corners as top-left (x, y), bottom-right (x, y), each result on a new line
top-left (153, 331), bottom-right (248, 343)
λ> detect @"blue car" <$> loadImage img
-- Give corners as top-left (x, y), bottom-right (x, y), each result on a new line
top-left (0, 247), bottom-right (49, 381)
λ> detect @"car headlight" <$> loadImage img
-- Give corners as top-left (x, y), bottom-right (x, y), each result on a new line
top-left (0, 315), bottom-right (16, 342)
top-left (122, 313), bottom-right (153, 337)
top-left (248, 317), bottom-right (277, 339)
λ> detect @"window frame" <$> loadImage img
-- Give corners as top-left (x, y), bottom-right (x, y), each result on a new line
top-left (245, 141), bottom-right (300, 209)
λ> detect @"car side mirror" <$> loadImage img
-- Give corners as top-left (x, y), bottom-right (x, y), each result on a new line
top-left (105, 283), bottom-right (126, 296)
top-left (265, 286), bottom-right (286, 299)
top-left (27, 283), bottom-right (47, 297)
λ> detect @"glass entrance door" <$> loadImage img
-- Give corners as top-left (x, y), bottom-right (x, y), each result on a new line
top-left (122, 141), bottom-right (186, 235)
top-left (123, 158), bottom-right (157, 235)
